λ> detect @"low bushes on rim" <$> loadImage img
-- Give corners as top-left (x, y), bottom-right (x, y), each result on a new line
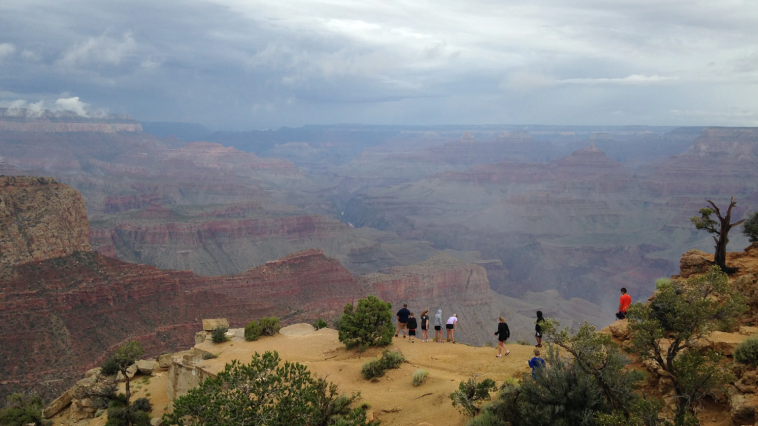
top-left (245, 316), bottom-right (281, 341)
top-left (361, 349), bottom-right (405, 380)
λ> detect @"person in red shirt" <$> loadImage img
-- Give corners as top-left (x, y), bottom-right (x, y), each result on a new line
top-left (616, 288), bottom-right (632, 320)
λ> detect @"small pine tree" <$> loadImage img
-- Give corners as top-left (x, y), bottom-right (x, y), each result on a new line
top-left (313, 318), bottom-right (329, 330)
top-left (744, 211), bottom-right (758, 243)
top-left (211, 326), bottom-right (229, 343)
top-left (338, 295), bottom-right (394, 350)
top-left (258, 317), bottom-right (281, 336)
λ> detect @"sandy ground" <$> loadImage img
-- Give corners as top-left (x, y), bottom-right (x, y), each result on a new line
top-left (194, 325), bottom-right (536, 426)
top-left (51, 324), bottom-right (542, 426)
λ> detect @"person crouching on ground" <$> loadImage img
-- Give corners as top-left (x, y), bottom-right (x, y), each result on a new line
top-left (495, 316), bottom-right (510, 357)
top-left (616, 288), bottom-right (632, 320)
top-left (407, 312), bottom-right (418, 343)
top-left (446, 314), bottom-right (458, 343)
top-left (528, 349), bottom-right (546, 379)
top-left (420, 309), bottom-right (430, 342)
top-left (396, 303), bottom-right (410, 338)
top-left (535, 310), bottom-right (544, 348)
top-left (434, 309), bottom-right (444, 343)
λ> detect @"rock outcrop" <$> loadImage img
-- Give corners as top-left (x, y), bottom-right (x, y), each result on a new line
top-left (0, 176), bottom-right (90, 268)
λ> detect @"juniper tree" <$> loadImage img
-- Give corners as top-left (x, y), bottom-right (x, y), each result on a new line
top-left (163, 351), bottom-right (377, 426)
top-left (626, 266), bottom-right (746, 423)
top-left (691, 196), bottom-right (746, 271)
top-left (338, 295), bottom-right (394, 351)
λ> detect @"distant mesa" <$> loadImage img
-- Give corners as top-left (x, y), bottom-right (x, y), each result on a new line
top-left (460, 131), bottom-right (476, 142)
top-left (0, 108), bottom-right (142, 133)
top-left (589, 132), bottom-right (613, 141)
top-left (498, 130), bottom-right (533, 140)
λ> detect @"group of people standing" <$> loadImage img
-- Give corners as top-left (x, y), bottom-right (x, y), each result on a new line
top-left (394, 304), bottom-right (547, 377)
top-left (395, 304), bottom-right (459, 343)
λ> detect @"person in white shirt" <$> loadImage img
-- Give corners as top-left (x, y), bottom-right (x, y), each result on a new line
top-left (446, 314), bottom-right (458, 343)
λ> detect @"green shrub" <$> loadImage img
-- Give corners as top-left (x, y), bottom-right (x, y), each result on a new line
top-left (164, 351), bottom-right (378, 426)
top-left (101, 357), bottom-right (120, 376)
top-left (361, 349), bottom-right (405, 379)
top-left (744, 211), bottom-right (758, 243)
top-left (736, 337), bottom-right (758, 367)
top-left (244, 317), bottom-right (280, 341)
top-left (450, 376), bottom-right (497, 417)
top-left (202, 352), bottom-right (218, 360)
top-left (105, 406), bottom-right (151, 426)
top-left (259, 317), bottom-right (281, 336)
top-left (131, 398), bottom-right (152, 413)
top-left (412, 369), bottom-right (429, 387)
top-left (0, 394), bottom-right (48, 426)
top-left (245, 321), bottom-right (263, 341)
top-left (211, 326), bottom-right (229, 344)
top-left (339, 296), bottom-right (394, 350)
top-left (313, 318), bottom-right (329, 330)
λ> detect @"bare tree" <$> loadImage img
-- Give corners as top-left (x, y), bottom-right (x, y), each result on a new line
top-left (691, 196), bottom-right (746, 272)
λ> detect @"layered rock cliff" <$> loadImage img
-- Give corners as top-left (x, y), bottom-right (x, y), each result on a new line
top-left (0, 179), bottom-right (363, 401)
top-left (0, 177), bottom-right (90, 268)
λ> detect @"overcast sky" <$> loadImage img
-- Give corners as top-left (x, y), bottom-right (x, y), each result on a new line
top-left (1, 0), bottom-right (757, 129)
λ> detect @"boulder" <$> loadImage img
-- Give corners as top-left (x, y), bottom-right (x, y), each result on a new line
top-left (151, 418), bottom-right (164, 426)
top-left (136, 359), bottom-right (158, 375)
top-left (84, 367), bottom-right (102, 379)
top-left (706, 331), bottom-right (748, 356)
top-left (195, 331), bottom-right (208, 344)
top-left (740, 326), bottom-right (758, 336)
top-left (679, 250), bottom-right (712, 278)
top-left (202, 318), bottom-right (229, 331)
top-left (607, 320), bottom-right (630, 340)
top-left (158, 353), bottom-right (173, 368)
top-left (43, 388), bottom-right (73, 419)
top-left (657, 377), bottom-right (674, 395)
top-left (730, 394), bottom-right (758, 425)
top-left (117, 363), bottom-right (139, 382)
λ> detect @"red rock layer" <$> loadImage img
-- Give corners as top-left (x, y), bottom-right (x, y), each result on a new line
top-left (0, 249), bottom-right (361, 402)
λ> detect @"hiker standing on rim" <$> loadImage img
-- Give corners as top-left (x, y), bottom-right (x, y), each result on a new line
top-left (535, 311), bottom-right (544, 348)
top-left (434, 309), bottom-right (444, 343)
top-left (495, 316), bottom-right (510, 357)
top-left (395, 303), bottom-right (411, 338)
top-left (446, 314), bottom-right (458, 343)
top-left (616, 288), bottom-right (632, 320)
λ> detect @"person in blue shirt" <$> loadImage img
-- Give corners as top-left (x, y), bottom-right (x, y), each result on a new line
top-left (528, 349), bottom-right (546, 378)
top-left (395, 303), bottom-right (411, 338)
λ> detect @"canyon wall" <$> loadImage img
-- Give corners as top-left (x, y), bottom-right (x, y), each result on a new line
top-left (0, 177), bottom-right (90, 268)
top-left (0, 179), bottom-right (363, 401)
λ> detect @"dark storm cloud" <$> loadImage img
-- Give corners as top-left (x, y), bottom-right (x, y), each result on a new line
top-left (0, 0), bottom-right (756, 128)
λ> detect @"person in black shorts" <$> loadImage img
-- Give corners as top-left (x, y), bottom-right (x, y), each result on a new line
top-left (396, 303), bottom-right (410, 338)
top-left (420, 309), bottom-right (430, 342)
top-left (407, 312), bottom-right (418, 343)
top-left (535, 310), bottom-right (544, 348)
top-left (434, 309), bottom-right (443, 343)
top-left (494, 316), bottom-right (510, 357)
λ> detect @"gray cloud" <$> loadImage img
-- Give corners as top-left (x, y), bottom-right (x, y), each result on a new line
top-left (0, 0), bottom-right (757, 129)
